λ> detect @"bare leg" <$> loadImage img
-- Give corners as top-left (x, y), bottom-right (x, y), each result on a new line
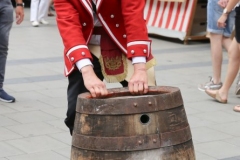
top-left (209, 33), bottom-right (226, 84)
top-left (222, 36), bottom-right (233, 53)
top-left (219, 38), bottom-right (240, 97)
top-left (207, 38), bottom-right (240, 100)
top-left (223, 33), bottom-right (240, 95)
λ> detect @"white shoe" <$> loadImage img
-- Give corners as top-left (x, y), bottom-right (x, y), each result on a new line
top-left (32, 21), bottom-right (39, 27)
top-left (39, 19), bottom-right (49, 25)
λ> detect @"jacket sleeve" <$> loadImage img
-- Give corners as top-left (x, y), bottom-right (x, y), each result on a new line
top-left (54, 0), bottom-right (93, 66)
top-left (121, 0), bottom-right (152, 59)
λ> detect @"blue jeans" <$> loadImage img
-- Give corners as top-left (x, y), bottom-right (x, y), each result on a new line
top-left (207, 0), bottom-right (235, 37)
top-left (0, 0), bottom-right (14, 89)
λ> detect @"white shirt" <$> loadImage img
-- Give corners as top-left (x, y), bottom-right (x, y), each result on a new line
top-left (76, 1), bottom-right (146, 71)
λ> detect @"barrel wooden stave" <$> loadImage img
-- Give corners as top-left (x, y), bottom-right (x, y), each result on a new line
top-left (74, 105), bottom-right (189, 138)
top-left (71, 86), bottom-right (195, 160)
top-left (71, 140), bottom-right (195, 160)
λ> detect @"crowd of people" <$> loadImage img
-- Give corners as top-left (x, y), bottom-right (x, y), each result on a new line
top-left (1, 0), bottom-right (240, 136)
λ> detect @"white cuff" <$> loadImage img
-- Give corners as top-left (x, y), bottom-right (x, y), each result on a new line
top-left (132, 56), bottom-right (146, 64)
top-left (76, 58), bottom-right (93, 71)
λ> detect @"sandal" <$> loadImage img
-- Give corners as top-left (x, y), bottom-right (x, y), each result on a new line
top-left (233, 105), bottom-right (240, 112)
top-left (205, 89), bottom-right (227, 104)
top-left (48, 13), bottom-right (55, 17)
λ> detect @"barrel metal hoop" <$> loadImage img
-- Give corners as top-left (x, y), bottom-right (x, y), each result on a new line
top-left (160, 125), bottom-right (192, 147)
top-left (72, 125), bottom-right (192, 151)
top-left (76, 86), bottom-right (184, 115)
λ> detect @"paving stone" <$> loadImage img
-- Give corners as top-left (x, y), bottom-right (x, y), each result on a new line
top-left (0, 115), bottom-right (20, 127)
top-left (6, 136), bottom-right (69, 154)
top-left (54, 147), bottom-right (71, 159)
top-left (191, 127), bottom-right (233, 143)
top-left (4, 111), bottom-right (58, 124)
top-left (195, 141), bottom-right (240, 159)
top-left (0, 128), bottom-right (22, 141)
top-left (6, 122), bottom-right (64, 137)
top-left (41, 108), bottom-right (66, 118)
top-left (3, 101), bottom-right (55, 112)
top-left (46, 119), bottom-right (69, 131)
top-left (187, 115), bottom-right (217, 128)
top-left (223, 137), bottom-right (240, 147)
top-left (220, 156), bottom-right (240, 160)
top-left (208, 121), bottom-right (240, 137)
top-left (0, 142), bottom-right (23, 158)
top-left (195, 151), bottom-right (217, 160)
top-left (48, 132), bottom-right (72, 145)
top-left (38, 97), bottom-right (67, 108)
top-left (6, 151), bottom-right (68, 160)
top-left (0, 105), bottom-right (18, 115)
top-left (193, 111), bottom-right (240, 124)
top-left (35, 88), bottom-right (66, 98)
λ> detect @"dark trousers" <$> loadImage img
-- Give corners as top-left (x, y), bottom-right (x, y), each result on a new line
top-left (235, 6), bottom-right (240, 43)
top-left (65, 54), bottom-right (128, 135)
top-left (0, 0), bottom-right (13, 89)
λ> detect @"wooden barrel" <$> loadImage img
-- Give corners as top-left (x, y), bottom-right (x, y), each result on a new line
top-left (71, 86), bottom-right (195, 160)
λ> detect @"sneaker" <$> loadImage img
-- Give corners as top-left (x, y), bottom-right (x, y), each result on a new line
top-left (198, 76), bottom-right (223, 91)
top-left (32, 21), bottom-right (39, 27)
top-left (39, 19), bottom-right (49, 25)
top-left (0, 90), bottom-right (15, 103)
top-left (235, 73), bottom-right (240, 95)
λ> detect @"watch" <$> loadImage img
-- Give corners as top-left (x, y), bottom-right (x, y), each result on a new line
top-left (223, 8), bottom-right (230, 15)
top-left (16, 3), bottom-right (24, 7)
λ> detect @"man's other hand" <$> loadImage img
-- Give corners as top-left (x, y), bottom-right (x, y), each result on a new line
top-left (129, 63), bottom-right (148, 95)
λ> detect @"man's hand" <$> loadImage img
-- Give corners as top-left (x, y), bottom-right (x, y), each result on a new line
top-left (218, 0), bottom-right (229, 8)
top-left (15, 6), bottom-right (24, 24)
top-left (128, 63), bottom-right (148, 95)
top-left (81, 65), bottom-right (108, 98)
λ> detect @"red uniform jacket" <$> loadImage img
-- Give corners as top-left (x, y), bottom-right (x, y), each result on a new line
top-left (55, 0), bottom-right (154, 76)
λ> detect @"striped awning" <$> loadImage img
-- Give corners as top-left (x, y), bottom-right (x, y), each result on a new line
top-left (144, 0), bottom-right (196, 40)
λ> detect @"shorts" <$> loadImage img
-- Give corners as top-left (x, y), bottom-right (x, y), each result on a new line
top-left (235, 6), bottom-right (240, 43)
top-left (207, 0), bottom-right (235, 37)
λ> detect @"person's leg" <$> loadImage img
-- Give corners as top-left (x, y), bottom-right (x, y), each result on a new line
top-left (222, 37), bottom-right (233, 53)
top-left (66, 54), bottom-right (104, 135)
top-left (0, 1), bottom-right (15, 102)
top-left (209, 33), bottom-right (225, 84)
top-left (30, 0), bottom-right (40, 26)
top-left (233, 7), bottom-right (240, 95)
top-left (66, 70), bottom-right (87, 135)
top-left (30, 0), bottom-right (39, 22)
top-left (198, 0), bottom-right (225, 91)
top-left (48, 0), bottom-right (54, 16)
top-left (205, 39), bottom-right (240, 103)
top-left (38, 0), bottom-right (49, 24)
top-left (219, 38), bottom-right (240, 100)
top-left (235, 70), bottom-right (240, 94)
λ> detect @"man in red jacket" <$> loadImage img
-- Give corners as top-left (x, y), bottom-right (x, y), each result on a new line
top-left (55, 0), bottom-right (156, 135)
